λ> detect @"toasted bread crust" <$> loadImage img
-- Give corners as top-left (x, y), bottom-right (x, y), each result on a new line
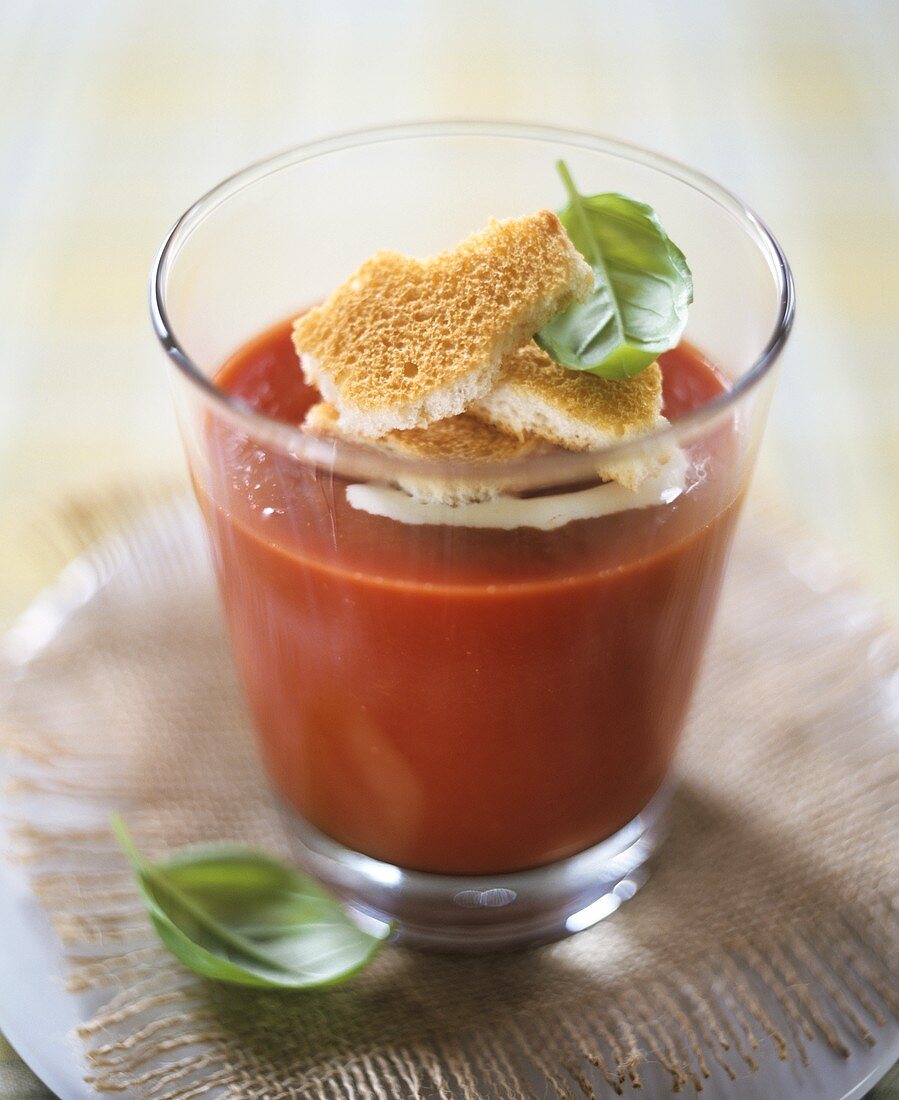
top-left (304, 401), bottom-right (551, 504)
top-left (470, 344), bottom-right (668, 489)
top-left (292, 212), bottom-right (593, 436)
top-left (479, 343), bottom-right (663, 436)
top-left (305, 401), bottom-right (544, 463)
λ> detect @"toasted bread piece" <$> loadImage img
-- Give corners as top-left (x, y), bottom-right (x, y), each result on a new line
top-left (471, 344), bottom-right (669, 489)
top-left (305, 401), bottom-right (550, 504)
top-left (293, 212), bottom-right (593, 437)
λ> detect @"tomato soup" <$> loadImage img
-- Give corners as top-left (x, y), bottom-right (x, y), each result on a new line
top-left (196, 319), bottom-right (741, 874)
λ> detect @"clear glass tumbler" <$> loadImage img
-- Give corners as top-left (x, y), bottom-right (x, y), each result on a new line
top-left (151, 123), bottom-right (793, 950)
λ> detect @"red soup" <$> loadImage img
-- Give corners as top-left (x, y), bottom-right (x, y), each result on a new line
top-left (198, 319), bottom-right (741, 875)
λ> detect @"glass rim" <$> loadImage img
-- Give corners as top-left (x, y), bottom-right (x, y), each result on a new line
top-left (149, 120), bottom-right (795, 485)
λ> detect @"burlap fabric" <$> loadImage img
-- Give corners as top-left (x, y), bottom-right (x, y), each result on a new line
top-left (2, 488), bottom-right (897, 1098)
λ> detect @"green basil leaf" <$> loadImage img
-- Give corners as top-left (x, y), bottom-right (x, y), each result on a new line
top-left (112, 815), bottom-right (387, 989)
top-left (535, 160), bottom-right (693, 379)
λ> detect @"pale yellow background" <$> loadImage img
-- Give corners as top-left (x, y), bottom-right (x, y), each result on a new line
top-left (1, 0), bottom-right (897, 625)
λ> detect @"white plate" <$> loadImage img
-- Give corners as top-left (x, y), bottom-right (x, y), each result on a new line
top-left (1, 500), bottom-right (896, 1099)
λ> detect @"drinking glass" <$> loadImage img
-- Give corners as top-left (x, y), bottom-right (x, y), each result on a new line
top-left (151, 123), bottom-right (793, 950)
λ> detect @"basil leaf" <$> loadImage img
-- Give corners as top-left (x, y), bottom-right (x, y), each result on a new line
top-left (535, 160), bottom-right (693, 379)
top-left (112, 816), bottom-right (387, 989)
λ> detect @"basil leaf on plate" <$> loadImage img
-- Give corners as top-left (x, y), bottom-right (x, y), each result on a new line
top-left (535, 160), bottom-right (693, 380)
top-left (112, 816), bottom-right (387, 989)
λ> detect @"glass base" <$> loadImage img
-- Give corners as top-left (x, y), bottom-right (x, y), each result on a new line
top-left (282, 784), bottom-right (672, 952)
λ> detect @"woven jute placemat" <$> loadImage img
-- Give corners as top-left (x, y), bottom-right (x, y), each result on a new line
top-left (2, 487), bottom-right (897, 1097)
